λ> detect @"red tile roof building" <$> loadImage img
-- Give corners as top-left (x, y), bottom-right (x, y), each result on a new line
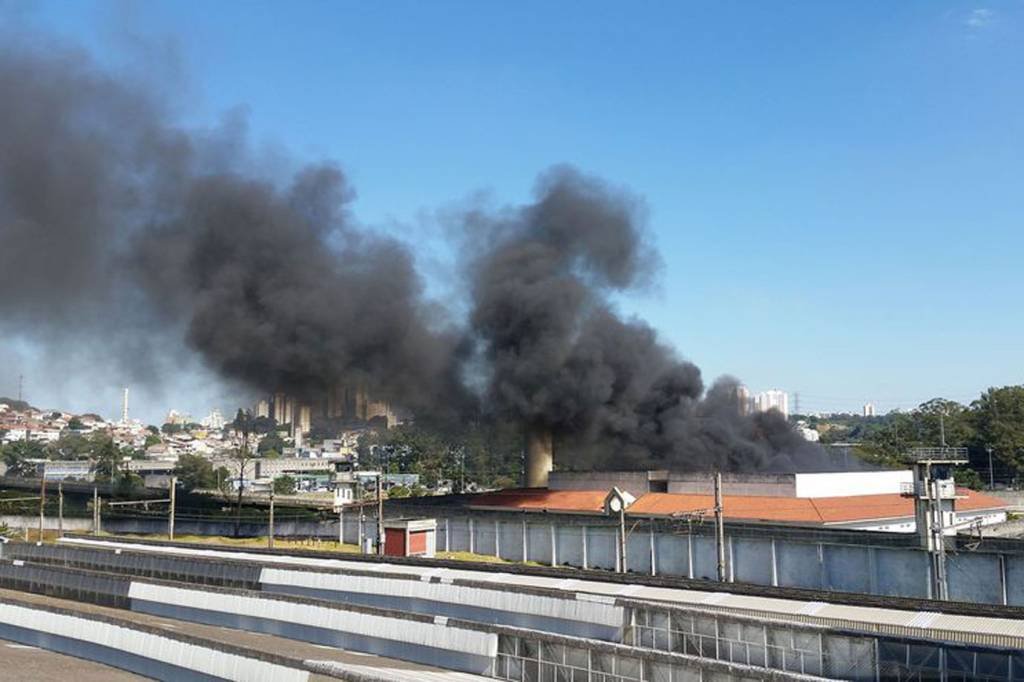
top-left (467, 486), bottom-right (1008, 532)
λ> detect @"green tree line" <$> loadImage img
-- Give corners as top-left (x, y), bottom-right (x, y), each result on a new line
top-left (807, 385), bottom-right (1024, 483)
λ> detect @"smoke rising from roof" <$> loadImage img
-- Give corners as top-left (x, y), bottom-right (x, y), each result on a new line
top-left (0, 36), bottom-right (839, 472)
top-left (461, 169), bottom-right (833, 472)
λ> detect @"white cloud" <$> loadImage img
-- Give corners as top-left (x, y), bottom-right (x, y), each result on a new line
top-left (966, 8), bottom-right (995, 29)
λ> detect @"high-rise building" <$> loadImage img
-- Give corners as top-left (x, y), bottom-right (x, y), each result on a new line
top-left (272, 392), bottom-right (287, 424)
top-left (271, 393), bottom-right (295, 426)
top-left (297, 404), bottom-right (312, 436)
top-left (753, 390), bottom-right (789, 418)
top-left (735, 384), bottom-right (751, 415)
top-left (121, 387), bottom-right (129, 424)
top-left (201, 409), bottom-right (225, 430)
top-left (863, 403), bottom-right (876, 417)
top-left (255, 399), bottom-right (270, 419)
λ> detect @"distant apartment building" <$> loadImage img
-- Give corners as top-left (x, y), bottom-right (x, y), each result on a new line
top-left (753, 389), bottom-right (789, 418)
top-left (863, 402), bottom-right (876, 417)
top-left (297, 404), bottom-right (313, 435)
top-left (201, 408), bottom-right (225, 430)
top-left (735, 384), bottom-right (751, 415)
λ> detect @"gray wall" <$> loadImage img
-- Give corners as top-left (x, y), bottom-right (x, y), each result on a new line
top-left (668, 472), bottom-right (795, 497)
top-left (87, 508), bottom-right (1024, 607)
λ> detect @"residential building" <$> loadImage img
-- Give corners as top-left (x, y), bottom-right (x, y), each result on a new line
top-left (753, 389), bottom-right (789, 417)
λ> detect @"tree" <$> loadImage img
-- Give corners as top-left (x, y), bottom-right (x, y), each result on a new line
top-left (227, 409), bottom-right (257, 537)
top-left (388, 484), bottom-right (411, 498)
top-left (92, 435), bottom-right (128, 484)
top-left (258, 433), bottom-right (285, 456)
top-left (1, 440), bottom-right (47, 477)
top-left (146, 425), bottom-right (160, 435)
top-left (273, 475), bottom-right (296, 495)
top-left (252, 416), bottom-right (277, 434)
top-left (67, 417), bottom-right (85, 431)
top-left (161, 422), bottom-right (182, 435)
top-left (174, 453), bottom-right (217, 491)
top-left (954, 466), bottom-right (985, 491)
top-left (972, 386), bottom-right (1024, 473)
top-left (915, 398), bottom-right (973, 447)
top-left (144, 434), bottom-right (162, 449)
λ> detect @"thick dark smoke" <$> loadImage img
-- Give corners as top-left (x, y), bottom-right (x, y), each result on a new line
top-left (132, 166), bottom-right (464, 411)
top-left (0, 36), bottom-right (838, 472)
top-left (462, 168), bottom-right (836, 472)
top-left (0, 40), bottom-right (461, 413)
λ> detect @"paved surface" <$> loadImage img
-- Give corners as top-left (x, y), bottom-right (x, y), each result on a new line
top-left (0, 589), bottom-right (489, 682)
top-left (0, 638), bottom-right (148, 681)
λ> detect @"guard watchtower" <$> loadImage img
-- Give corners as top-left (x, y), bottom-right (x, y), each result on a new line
top-left (902, 447), bottom-right (968, 600)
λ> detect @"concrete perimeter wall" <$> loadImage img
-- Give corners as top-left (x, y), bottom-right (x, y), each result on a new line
top-left (81, 509), bottom-right (1024, 607)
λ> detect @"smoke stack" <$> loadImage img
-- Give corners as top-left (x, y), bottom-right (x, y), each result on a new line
top-left (525, 424), bottom-right (553, 488)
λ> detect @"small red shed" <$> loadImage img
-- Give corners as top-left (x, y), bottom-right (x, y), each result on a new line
top-left (383, 518), bottom-right (437, 558)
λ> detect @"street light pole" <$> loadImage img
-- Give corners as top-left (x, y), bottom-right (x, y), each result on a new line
top-left (168, 476), bottom-right (177, 540)
top-left (715, 472), bottom-right (726, 582)
top-left (987, 448), bottom-right (995, 489)
top-left (58, 482), bottom-right (64, 538)
top-left (37, 468), bottom-right (46, 542)
top-left (268, 488), bottom-right (275, 549)
top-left (376, 475), bottom-right (384, 555)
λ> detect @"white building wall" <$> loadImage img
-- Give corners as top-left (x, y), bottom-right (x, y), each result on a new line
top-left (794, 470), bottom-right (913, 498)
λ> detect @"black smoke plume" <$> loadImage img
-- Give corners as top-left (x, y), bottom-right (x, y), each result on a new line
top-left (0, 39), bottom-right (462, 413)
top-left (461, 168), bottom-right (836, 472)
top-left (0, 36), bottom-right (838, 472)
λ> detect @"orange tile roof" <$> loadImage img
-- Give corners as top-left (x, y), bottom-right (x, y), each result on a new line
top-left (631, 488), bottom-right (1008, 525)
top-left (469, 487), bottom-right (1008, 525)
top-left (469, 488), bottom-right (608, 513)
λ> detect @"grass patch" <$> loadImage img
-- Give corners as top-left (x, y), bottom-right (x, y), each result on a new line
top-left (110, 533), bottom-right (361, 553)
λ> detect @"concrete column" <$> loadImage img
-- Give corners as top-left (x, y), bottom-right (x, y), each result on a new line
top-left (867, 547), bottom-right (878, 594)
top-left (522, 519), bottom-right (528, 562)
top-left (1000, 554), bottom-right (1008, 605)
top-left (687, 533), bottom-right (694, 578)
top-left (582, 526), bottom-right (588, 569)
top-left (818, 543), bottom-right (827, 590)
top-left (649, 524), bottom-right (656, 576)
top-left (469, 518), bottom-right (475, 554)
top-left (770, 538), bottom-right (778, 587)
top-left (494, 519), bottom-right (501, 558)
top-left (445, 518), bottom-right (450, 553)
top-left (550, 524), bottom-right (557, 567)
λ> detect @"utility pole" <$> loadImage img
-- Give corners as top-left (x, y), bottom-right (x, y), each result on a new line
top-left (376, 475), bottom-right (384, 555)
top-left (268, 488), bottom-right (275, 549)
top-left (338, 506), bottom-right (344, 545)
top-left (168, 476), bottom-right (177, 540)
top-left (618, 502), bottom-right (627, 573)
top-left (37, 470), bottom-right (46, 542)
top-left (57, 482), bottom-right (64, 538)
top-left (987, 448), bottom-right (995, 489)
top-left (92, 486), bottom-right (100, 536)
top-left (714, 472), bottom-right (727, 582)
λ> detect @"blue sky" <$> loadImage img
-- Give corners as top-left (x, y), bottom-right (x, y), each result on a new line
top-left (3, 1), bottom-right (1023, 420)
